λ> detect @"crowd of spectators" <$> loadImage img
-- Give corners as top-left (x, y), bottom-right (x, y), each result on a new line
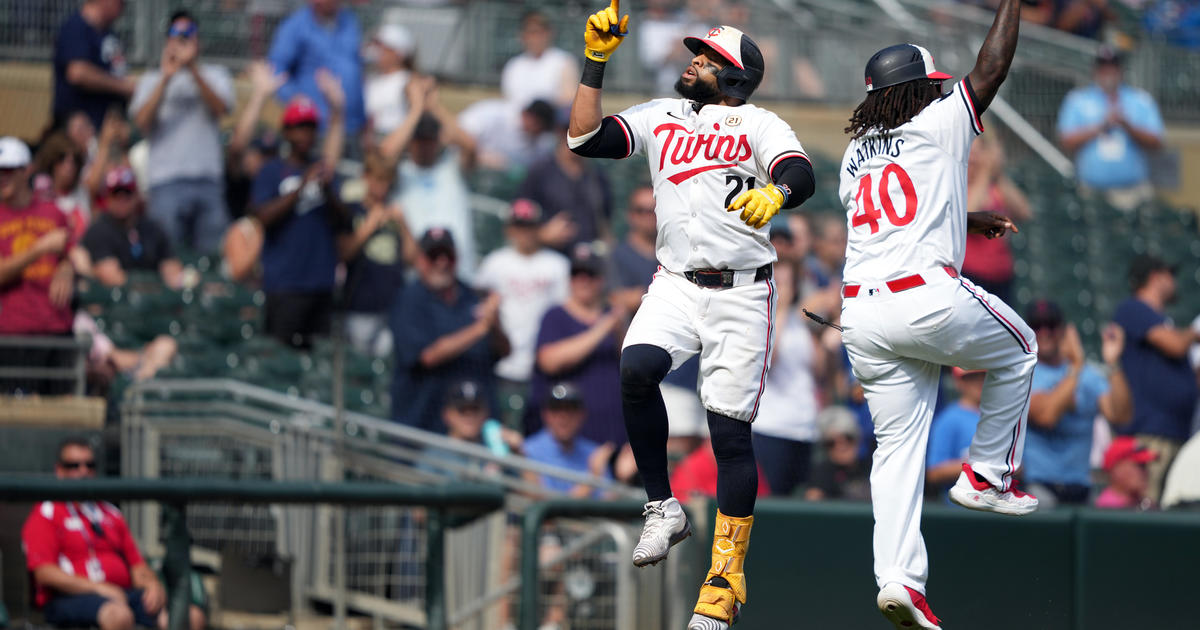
top-left (1, 0), bottom-right (1198, 538)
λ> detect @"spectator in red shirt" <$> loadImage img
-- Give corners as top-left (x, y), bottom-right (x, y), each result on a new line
top-left (0, 136), bottom-right (76, 395)
top-left (670, 438), bottom-right (772, 501)
top-left (22, 438), bottom-right (206, 630)
top-left (962, 135), bottom-right (1032, 304)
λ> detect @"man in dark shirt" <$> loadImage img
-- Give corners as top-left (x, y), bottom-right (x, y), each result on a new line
top-left (517, 119), bottom-right (612, 253)
top-left (1112, 255), bottom-right (1200, 503)
top-left (82, 166), bottom-right (181, 289)
top-left (53, 0), bottom-right (135, 130)
top-left (390, 228), bottom-right (510, 433)
top-left (251, 86), bottom-right (352, 349)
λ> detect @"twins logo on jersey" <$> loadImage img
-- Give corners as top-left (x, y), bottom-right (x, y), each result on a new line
top-left (654, 122), bottom-right (753, 184)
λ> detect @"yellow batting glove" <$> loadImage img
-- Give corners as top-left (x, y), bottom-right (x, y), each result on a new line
top-left (584, 0), bottom-right (630, 63)
top-left (727, 184), bottom-right (787, 229)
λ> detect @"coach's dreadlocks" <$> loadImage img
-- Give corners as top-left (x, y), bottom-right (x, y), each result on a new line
top-left (844, 79), bottom-right (944, 140)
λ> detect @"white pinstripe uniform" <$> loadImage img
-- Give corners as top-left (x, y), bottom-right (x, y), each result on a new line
top-left (612, 97), bottom-right (809, 421)
top-left (837, 80), bottom-right (1038, 592)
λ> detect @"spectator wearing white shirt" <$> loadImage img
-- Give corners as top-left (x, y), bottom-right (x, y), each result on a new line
top-left (475, 199), bottom-right (570, 430)
top-left (365, 23), bottom-right (416, 140)
top-left (500, 11), bottom-right (578, 109)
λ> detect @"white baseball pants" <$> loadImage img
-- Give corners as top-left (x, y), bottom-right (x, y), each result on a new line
top-left (622, 268), bottom-right (776, 422)
top-left (840, 267), bottom-right (1037, 593)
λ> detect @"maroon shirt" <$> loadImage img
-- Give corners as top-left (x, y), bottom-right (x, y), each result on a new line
top-left (0, 198), bottom-right (73, 334)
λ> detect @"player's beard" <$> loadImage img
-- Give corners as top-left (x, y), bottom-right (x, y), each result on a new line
top-left (674, 76), bottom-right (721, 104)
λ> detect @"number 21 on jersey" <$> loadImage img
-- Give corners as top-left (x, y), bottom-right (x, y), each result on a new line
top-left (851, 163), bottom-right (917, 235)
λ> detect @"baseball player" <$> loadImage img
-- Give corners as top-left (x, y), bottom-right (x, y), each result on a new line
top-left (566, 3), bottom-right (815, 628)
top-left (838, 1), bottom-right (1036, 628)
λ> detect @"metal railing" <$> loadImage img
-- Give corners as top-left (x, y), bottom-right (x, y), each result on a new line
top-left (0, 334), bottom-right (90, 396)
top-left (0, 477), bottom-right (504, 630)
top-left (120, 378), bottom-right (668, 630)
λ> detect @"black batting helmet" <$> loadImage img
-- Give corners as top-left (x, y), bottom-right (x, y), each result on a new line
top-left (863, 43), bottom-right (952, 92)
top-left (683, 26), bottom-right (764, 102)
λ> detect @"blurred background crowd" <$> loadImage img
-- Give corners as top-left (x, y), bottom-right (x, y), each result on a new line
top-left (2, 0), bottom-right (1200, 520)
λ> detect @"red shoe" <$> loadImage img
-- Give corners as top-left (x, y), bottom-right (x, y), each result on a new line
top-left (877, 583), bottom-right (942, 630)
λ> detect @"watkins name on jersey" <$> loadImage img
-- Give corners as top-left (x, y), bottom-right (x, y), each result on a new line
top-left (843, 131), bottom-right (905, 179)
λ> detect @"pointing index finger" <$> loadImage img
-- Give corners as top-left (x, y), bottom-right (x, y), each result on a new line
top-left (610, 0), bottom-right (619, 13)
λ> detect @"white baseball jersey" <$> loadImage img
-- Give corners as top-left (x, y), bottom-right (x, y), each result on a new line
top-left (611, 98), bottom-right (809, 271)
top-left (838, 81), bottom-right (984, 284)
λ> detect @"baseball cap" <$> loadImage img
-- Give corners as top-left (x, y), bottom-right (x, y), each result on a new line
top-left (104, 165), bottom-right (138, 194)
top-left (1095, 44), bottom-right (1123, 66)
top-left (1128, 254), bottom-right (1176, 290)
top-left (952, 366), bottom-right (986, 378)
top-left (375, 24), bottom-right (414, 56)
top-left (508, 198), bottom-right (542, 226)
top-left (569, 242), bottom-right (605, 276)
top-left (1102, 436), bottom-right (1157, 471)
top-left (418, 227), bottom-right (456, 257)
top-left (684, 25), bottom-right (752, 71)
top-left (0, 136), bottom-right (32, 169)
top-left (444, 379), bottom-right (485, 408)
top-left (818, 405), bottom-right (861, 441)
top-left (282, 96), bottom-right (321, 127)
top-left (769, 221), bottom-right (793, 242)
top-left (546, 381), bottom-right (585, 408)
top-left (1025, 299), bottom-right (1064, 331)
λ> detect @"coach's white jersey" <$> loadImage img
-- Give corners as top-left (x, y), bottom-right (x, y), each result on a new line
top-left (612, 98), bottom-right (809, 271)
top-left (838, 81), bottom-right (984, 284)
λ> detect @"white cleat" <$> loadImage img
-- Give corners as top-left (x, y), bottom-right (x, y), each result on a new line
top-left (877, 583), bottom-right (942, 630)
top-left (687, 607), bottom-right (738, 630)
top-left (631, 497), bottom-right (691, 567)
top-left (948, 463), bottom-right (1039, 516)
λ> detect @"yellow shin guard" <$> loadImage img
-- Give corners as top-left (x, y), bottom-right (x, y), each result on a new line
top-left (693, 511), bottom-right (753, 623)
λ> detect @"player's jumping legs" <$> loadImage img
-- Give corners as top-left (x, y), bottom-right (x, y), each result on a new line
top-left (690, 411), bottom-right (756, 629)
top-left (622, 344), bottom-right (693, 567)
top-left (858, 356), bottom-right (942, 594)
top-left (942, 279), bottom-right (1039, 514)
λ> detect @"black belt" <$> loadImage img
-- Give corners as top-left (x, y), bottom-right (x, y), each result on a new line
top-left (682, 264), bottom-right (772, 288)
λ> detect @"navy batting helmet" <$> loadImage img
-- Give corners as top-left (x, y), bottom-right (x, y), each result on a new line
top-left (683, 26), bottom-right (764, 102)
top-left (863, 43), bottom-right (952, 92)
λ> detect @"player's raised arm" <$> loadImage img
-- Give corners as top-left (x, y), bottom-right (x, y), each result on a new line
top-left (568, 1), bottom-right (630, 157)
top-left (966, 0), bottom-right (1024, 114)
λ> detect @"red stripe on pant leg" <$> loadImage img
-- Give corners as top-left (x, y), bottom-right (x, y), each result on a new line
top-left (1002, 377), bottom-right (1032, 490)
top-left (958, 279), bottom-right (1033, 354)
top-left (749, 278), bottom-right (775, 420)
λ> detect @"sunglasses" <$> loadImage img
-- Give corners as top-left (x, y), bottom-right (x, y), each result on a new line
top-left (630, 206), bottom-right (656, 214)
top-left (60, 460), bottom-right (97, 470)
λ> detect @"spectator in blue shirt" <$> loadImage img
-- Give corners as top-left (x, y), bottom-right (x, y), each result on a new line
top-left (251, 74), bottom-right (352, 349)
top-left (522, 381), bottom-right (614, 497)
top-left (1112, 255), bottom-right (1200, 503)
top-left (926, 368), bottom-right (985, 501)
top-left (390, 228), bottom-right (510, 433)
top-left (53, 0), bottom-right (135, 131)
top-left (1057, 46), bottom-right (1165, 211)
top-left (1024, 300), bottom-right (1133, 507)
top-left (268, 0), bottom-right (367, 137)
